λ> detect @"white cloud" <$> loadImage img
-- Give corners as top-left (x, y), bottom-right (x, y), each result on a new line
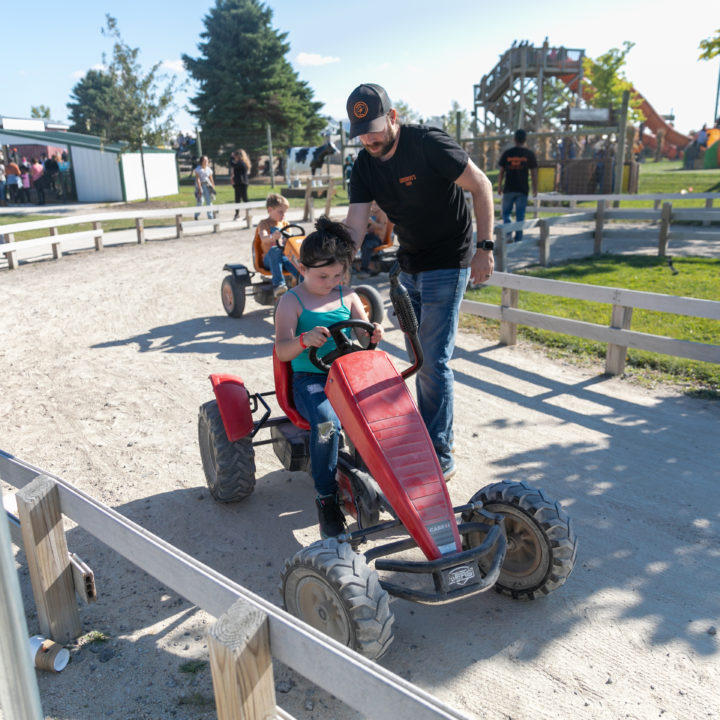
top-left (296, 52), bottom-right (340, 67)
top-left (161, 59), bottom-right (185, 74)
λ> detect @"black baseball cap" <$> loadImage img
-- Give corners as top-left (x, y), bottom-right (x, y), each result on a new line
top-left (346, 84), bottom-right (392, 139)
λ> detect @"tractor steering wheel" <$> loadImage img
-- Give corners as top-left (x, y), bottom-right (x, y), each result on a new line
top-left (308, 319), bottom-right (378, 372)
top-left (276, 223), bottom-right (305, 247)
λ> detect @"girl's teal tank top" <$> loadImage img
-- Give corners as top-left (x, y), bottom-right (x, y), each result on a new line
top-left (290, 286), bottom-right (352, 374)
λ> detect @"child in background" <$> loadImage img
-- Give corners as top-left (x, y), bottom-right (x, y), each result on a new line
top-left (19, 166), bottom-right (31, 204)
top-left (274, 216), bottom-right (384, 537)
top-left (256, 193), bottom-right (299, 297)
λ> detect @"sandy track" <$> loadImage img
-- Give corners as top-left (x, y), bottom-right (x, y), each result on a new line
top-left (1, 224), bottom-right (719, 720)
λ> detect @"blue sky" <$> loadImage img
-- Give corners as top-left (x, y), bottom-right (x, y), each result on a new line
top-left (4, 0), bottom-right (718, 138)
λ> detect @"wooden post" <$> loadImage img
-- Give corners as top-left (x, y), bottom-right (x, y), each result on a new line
top-left (135, 217), bottom-right (145, 244)
top-left (605, 304), bottom-right (633, 375)
top-left (658, 201), bottom-right (672, 256)
top-left (538, 219), bottom-right (550, 266)
top-left (175, 214), bottom-right (184, 239)
top-left (2, 232), bottom-right (16, 270)
top-left (0, 486), bottom-right (44, 720)
top-left (703, 197), bottom-right (712, 226)
top-left (303, 179), bottom-right (314, 222)
top-left (93, 221), bottom-right (103, 251)
top-left (49, 227), bottom-right (61, 260)
top-left (499, 287), bottom-right (519, 346)
top-left (493, 225), bottom-right (506, 272)
top-left (208, 599), bottom-right (276, 720)
top-left (245, 209), bottom-right (254, 229)
top-left (15, 475), bottom-right (81, 644)
top-left (594, 199), bottom-right (606, 254)
top-left (324, 178), bottom-right (336, 217)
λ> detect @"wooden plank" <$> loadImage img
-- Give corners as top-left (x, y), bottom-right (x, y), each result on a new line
top-left (484, 272), bottom-right (720, 319)
top-left (538, 219), bottom-right (550, 266)
top-left (0, 453), bottom-right (470, 720)
top-left (672, 209), bottom-right (720, 222)
top-left (668, 229), bottom-right (720, 241)
top-left (15, 475), bottom-right (81, 643)
top-left (544, 211), bottom-right (596, 225)
top-left (603, 209), bottom-right (660, 220)
top-left (493, 225), bottom-right (506, 272)
top-left (93, 221), bottom-right (103, 251)
top-left (68, 552), bottom-right (97, 604)
top-left (209, 600), bottom-right (277, 720)
top-left (497, 308), bottom-right (720, 364)
top-left (135, 217), bottom-right (145, 244)
top-left (0, 486), bottom-right (44, 720)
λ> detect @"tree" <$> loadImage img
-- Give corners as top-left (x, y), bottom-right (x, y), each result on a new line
top-left (698, 28), bottom-right (720, 123)
top-left (66, 16), bottom-right (176, 148)
top-left (31, 105), bottom-right (51, 120)
top-left (582, 42), bottom-right (644, 124)
top-left (183, 0), bottom-right (326, 169)
top-left (67, 69), bottom-right (122, 137)
top-left (445, 101), bottom-right (473, 139)
top-left (394, 99), bottom-right (422, 124)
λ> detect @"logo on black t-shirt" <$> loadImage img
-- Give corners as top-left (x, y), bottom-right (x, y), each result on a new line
top-left (399, 174), bottom-right (416, 187)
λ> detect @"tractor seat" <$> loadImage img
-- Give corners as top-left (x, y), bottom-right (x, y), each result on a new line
top-left (272, 347), bottom-right (310, 430)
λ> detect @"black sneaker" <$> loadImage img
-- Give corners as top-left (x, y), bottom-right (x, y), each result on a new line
top-left (316, 493), bottom-right (346, 538)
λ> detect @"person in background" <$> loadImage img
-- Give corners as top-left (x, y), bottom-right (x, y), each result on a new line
top-left (19, 165), bottom-right (31, 204)
top-left (497, 128), bottom-right (538, 242)
top-left (30, 159), bottom-right (45, 205)
top-left (193, 155), bottom-right (215, 220)
top-left (0, 159), bottom-right (6, 205)
top-left (230, 149), bottom-right (250, 219)
top-left (5, 159), bottom-right (21, 203)
top-left (256, 193), bottom-right (299, 297)
top-left (357, 200), bottom-right (388, 278)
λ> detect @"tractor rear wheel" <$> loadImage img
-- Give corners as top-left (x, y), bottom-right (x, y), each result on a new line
top-left (198, 400), bottom-right (255, 502)
top-left (463, 480), bottom-right (577, 600)
top-left (221, 275), bottom-right (246, 318)
top-left (354, 284), bottom-right (384, 326)
top-left (281, 539), bottom-right (394, 659)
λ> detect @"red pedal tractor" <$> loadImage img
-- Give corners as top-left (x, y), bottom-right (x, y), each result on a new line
top-left (220, 222), bottom-right (384, 323)
top-left (198, 267), bottom-right (577, 659)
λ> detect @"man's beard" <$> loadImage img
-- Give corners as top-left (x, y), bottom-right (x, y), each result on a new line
top-left (362, 125), bottom-right (397, 158)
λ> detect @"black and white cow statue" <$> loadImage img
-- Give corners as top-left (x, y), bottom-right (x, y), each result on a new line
top-left (285, 139), bottom-right (339, 184)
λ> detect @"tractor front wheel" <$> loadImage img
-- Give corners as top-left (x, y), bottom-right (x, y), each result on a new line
top-left (281, 539), bottom-right (394, 659)
top-left (221, 275), bottom-right (246, 318)
top-left (463, 480), bottom-right (577, 600)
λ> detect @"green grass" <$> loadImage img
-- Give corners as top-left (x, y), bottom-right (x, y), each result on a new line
top-left (463, 254), bottom-right (720, 396)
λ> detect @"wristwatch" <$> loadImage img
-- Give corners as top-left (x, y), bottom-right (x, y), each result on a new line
top-left (476, 240), bottom-right (494, 250)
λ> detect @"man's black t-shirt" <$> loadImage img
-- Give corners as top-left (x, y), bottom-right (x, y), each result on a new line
top-left (349, 124), bottom-right (471, 273)
top-left (498, 146), bottom-right (537, 194)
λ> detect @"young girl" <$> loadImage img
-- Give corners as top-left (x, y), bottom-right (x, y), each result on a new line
top-left (275, 216), bottom-right (384, 538)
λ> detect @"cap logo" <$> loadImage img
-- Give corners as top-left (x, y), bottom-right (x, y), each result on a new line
top-left (353, 101), bottom-right (369, 119)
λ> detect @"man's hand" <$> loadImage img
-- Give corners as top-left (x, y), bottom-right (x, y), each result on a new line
top-left (470, 249), bottom-right (495, 285)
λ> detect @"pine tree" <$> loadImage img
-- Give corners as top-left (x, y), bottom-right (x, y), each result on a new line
top-left (183, 0), bottom-right (325, 171)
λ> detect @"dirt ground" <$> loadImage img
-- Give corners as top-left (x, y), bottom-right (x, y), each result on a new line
top-left (1, 221), bottom-right (719, 720)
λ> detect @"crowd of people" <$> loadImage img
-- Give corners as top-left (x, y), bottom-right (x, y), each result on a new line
top-left (0, 149), bottom-right (71, 206)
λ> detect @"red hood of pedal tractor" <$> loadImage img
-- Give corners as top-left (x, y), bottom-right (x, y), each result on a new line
top-left (325, 351), bottom-right (462, 560)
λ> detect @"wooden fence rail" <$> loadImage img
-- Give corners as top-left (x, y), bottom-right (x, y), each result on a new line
top-left (492, 201), bottom-right (720, 271)
top-left (0, 451), bottom-right (470, 720)
top-left (463, 271), bottom-right (720, 375)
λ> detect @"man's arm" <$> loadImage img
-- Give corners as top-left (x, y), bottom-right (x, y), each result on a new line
top-left (455, 159), bottom-right (495, 284)
top-left (344, 202), bottom-right (372, 252)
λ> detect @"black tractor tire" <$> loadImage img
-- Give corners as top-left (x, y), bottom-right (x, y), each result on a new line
top-left (281, 539), bottom-right (394, 660)
top-left (463, 480), bottom-right (577, 600)
top-left (221, 275), bottom-right (246, 318)
top-left (354, 284), bottom-right (385, 325)
top-left (198, 399), bottom-right (255, 502)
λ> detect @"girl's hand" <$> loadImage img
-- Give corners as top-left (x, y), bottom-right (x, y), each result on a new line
top-left (302, 326), bottom-right (329, 348)
top-left (369, 322), bottom-right (384, 345)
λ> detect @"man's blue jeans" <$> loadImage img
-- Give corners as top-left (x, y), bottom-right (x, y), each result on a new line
top-left (399, 267), bottom-right (470, 470)
top-left (292, 372), bottom-right (340, 496)
top-left (264, 246), bottom-right (299, 288)
top-left (501, 191), bottom-right (529, 241)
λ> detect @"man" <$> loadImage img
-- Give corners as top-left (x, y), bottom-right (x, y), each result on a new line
top-left (344, 83), bottom-right (494, 481)
top-left (497, 128), bottom-right (538, 242)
